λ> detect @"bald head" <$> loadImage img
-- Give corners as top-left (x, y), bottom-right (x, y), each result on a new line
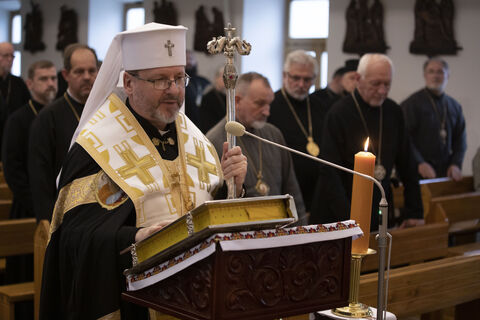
top-left (0, 42), bottom-right (15, 77)
top-left (356, 54), bottom-right (394, 107)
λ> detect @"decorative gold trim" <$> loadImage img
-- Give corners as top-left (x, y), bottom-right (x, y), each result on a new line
top-left (49, 173), bottom-right (98, 238)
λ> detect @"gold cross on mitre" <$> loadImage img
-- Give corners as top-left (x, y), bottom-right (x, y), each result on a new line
top-left (164, 40), bottom-right (174, 56)
top-left (186, 141), bottom-right (217, 185)
top-left (116, 143), bottom-right (156, 185)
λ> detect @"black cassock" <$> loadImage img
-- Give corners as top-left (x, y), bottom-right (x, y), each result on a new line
top-left (200, 88), bottom-right (226, 134)
top-left (28, 93), bottom-right (83, 222)
top-left (0, 73), bottom-right (30, 157)
top-left (2, 100), bottom-right (44, 219)
top-left (1, 100), bottom-right (42, 320)
top-left (268, 89), bottom-right (328, 212)
top-left (401, 88), bottom-right (467, 177)
top-left (40, 102), bottom-right (228, 319)
top-left (310, 87), bottom-right (343, 111)
top-left (309, 90), bottom-right (423, 231)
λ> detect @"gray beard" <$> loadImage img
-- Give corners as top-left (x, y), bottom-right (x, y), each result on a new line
top-left (154, 109), bottom-right (178, 124)
top-left (251, 120), bottom-right (266, 129)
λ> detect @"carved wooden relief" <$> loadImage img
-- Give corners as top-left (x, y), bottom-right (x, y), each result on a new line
top-left (343, 0), bottom-right (388, 54)
top-left (24, 1), bottom-right (46, 53)
top-left (409, 0), bottom-right (462, 55)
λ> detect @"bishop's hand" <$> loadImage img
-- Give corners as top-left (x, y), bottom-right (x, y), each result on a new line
top-left (220, 142), bottom-right (247, 197)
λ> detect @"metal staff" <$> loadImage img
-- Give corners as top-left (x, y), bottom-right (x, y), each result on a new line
top-left (207, 23), bottom-right (251, 198)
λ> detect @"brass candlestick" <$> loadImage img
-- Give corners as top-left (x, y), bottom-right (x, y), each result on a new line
top-left (333, 248), bottom-right (376, 318)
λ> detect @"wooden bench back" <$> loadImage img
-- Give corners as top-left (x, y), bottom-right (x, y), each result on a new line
top-left (0, 183), bottom-right (12, 201)
top-left (34, 220), bottom-right (50, 320)
top-left (359, 254), bottom-right (480, 318)
top-left (392, 176), bottom-right (474, 215)
top-left (361, 220), bottom-right (449, 272)
top-left (0, 200), bottom-right (12, 220)
top-left (429, 191), bottom-right (480, 224)
top-left (0, 218), bottom-right (36, 257)
top-left (421, 176), bottom-right (474, 215)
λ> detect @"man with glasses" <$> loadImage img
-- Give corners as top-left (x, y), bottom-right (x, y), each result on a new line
top-left (0, 42), bottom-right (30, 157)
top-left (40, 23), bottom-right (247, 319)
top-left (310, 54), bottom-right (423, 230)
top-left (207, 72), bottom-right (307, 223)
top-left (401, 57), bottom-right (466, 181)
top-left (28, 43), bottom-right (98, 222)
top-left (268, 49), bottom-right (327, 213)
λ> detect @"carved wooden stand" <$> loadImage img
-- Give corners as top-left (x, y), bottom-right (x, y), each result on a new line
top-left (123, 238), bottom-right (352, 319)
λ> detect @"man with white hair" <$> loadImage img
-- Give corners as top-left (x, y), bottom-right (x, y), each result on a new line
top-left (40, 23), bottom-right (247, 319)
top-left (268, 50), bottom-right (327, 212)
top-left (310, 53), bottom-right (424, 231)
top-left (401, 57), bottom-right (466, 181)
top-left (207, 72), bottom-right (307, 223)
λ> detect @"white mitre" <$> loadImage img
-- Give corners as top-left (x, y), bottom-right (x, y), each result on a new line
top-left (71, 23), bottom-right (188, 146)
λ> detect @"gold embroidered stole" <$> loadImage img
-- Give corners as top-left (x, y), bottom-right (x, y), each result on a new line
top-left (75, 93), bottom-right (223, 227)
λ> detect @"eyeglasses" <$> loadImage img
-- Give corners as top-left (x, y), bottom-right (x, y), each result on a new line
top-left (286, 72), bottom-right (315, 83)
top-left (128, 72), bottom-right (190, 90)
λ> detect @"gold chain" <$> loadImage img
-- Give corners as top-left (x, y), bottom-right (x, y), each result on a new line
top-left (280, 88), bottom-right (313, 141)
top-left (28, 99), bottom-right (38, 116)
top-left (351, 92), bottom-right (383, 164)
top-left (237, 136), bottom-right (262, 180)
top-left (63, 93), bottom-right (80, 122)
top-left (424, 89), bottom-right (447, 132)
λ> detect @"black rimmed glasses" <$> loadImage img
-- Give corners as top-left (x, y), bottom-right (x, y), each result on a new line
top-left (286, 72), bottom-right (315, 84)
top-left (128, 72), bottom-right (190, 90)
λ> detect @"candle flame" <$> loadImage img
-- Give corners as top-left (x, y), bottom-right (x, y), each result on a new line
top-left (364, 138), bottom-right (370, 152)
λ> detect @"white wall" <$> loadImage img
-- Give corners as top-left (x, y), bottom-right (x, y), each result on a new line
top-left (328, 0), bottom-right (480, 175)
top-left (88, 0), bottom-right (123, 61)
top-left (19, 0), bottom-right (90, 75)
top-left (241, 0), bottom-right (285, 91)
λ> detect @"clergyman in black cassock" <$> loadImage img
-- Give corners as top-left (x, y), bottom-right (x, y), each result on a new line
top-left (310, 54), bottom-right (424, 231)
top-left (1, 60), bottom-right (57, 320)
top-left (0, 42), bottom-right (31, 157)
top-left (28, 44), bottom-right (98, 222)
top-left (401, 58), bottom-right (466, 180)
top-left (268, 50), bottom-right (328, 212)
top-left (40, 23), bottom-right (247, 320)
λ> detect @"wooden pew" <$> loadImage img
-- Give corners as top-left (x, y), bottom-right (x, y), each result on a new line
top-left (0, 200), bottom-right (12, 221)
top-left (427, 191), bottom-right (480, 244)
top-left (0, 184), bottom-right (12, 201)
top-left (34, 220), bottom-right (49, 320)
top-left (359, 254), bottom-right (480, 319)
top-left (391, 176), bottom-right (474, 216)
top-left (421, 176), bottom-right (474, 215)
top-left (361, 221), bottom-right (449, 273)
top-left (0, 218), bottom-right (36, 320)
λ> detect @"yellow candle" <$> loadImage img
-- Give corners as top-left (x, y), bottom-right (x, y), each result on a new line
top-left (350, 138), bottom-right (375, 254)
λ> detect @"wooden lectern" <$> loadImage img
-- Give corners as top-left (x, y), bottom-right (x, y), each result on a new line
top-left (122, 197), bottom-right (357, 319)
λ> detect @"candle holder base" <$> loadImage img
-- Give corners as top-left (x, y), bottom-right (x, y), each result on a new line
top-left (332, 248), bottom-right (377, 318)
top-left (333, 302), bottom-right (372, 318)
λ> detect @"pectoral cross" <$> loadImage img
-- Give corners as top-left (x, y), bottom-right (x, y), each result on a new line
top-left (165, 40), bottom-right (174, 56)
